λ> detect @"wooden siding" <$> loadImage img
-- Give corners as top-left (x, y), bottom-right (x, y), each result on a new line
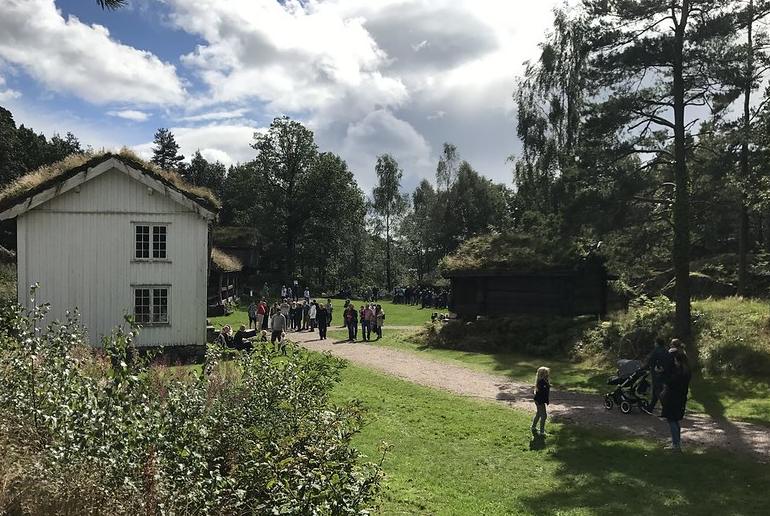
top-left (448, 265), bottom-right (608, 319)
top-left (17, 167), bottom-right (208, 346)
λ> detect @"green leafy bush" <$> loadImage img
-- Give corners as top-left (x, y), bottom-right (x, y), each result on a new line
top-left (419, 315), bottom-right (596, 357)
top-left (575, 296), bottom-right (678, 361)
top-left (0, 290), bottom-right (382, 515)
top-left (420, 296), bottom-right (679, 364)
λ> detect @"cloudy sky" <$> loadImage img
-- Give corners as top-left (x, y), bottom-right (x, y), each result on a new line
top-left (0, 0), bottom-right (563, 191)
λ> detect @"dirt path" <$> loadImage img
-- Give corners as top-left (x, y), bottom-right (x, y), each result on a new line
top-left (288, 330), bottom-right (770, 462)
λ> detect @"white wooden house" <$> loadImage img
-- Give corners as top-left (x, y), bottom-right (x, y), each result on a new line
top-left (0, 153), bottom-right (218, 347)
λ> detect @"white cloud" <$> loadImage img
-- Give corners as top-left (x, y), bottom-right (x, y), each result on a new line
top-left (339, 109), bottom-right (433, 192)
top-left (0, 0), bottom-right (185, 105)
top-left (0, 74), bottom-right (20, 101)
top-left (176, 109), bottom-right (250, 123)
top-left (163, 0), bottom-right (561, 186)
top-left (168, 0), bottom-right (407, 115)
top-left (108, 110), bottom-right (150, 122)
top-left (133, 124), bottom-right (262, 167)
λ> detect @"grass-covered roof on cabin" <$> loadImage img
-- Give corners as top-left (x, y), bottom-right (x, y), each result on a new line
top-left (211, 247), bottom-right (243, 273)
top-left (0, 149), bottom-right (221, 215)
top-left (440, 231), bottom-right (593, 275)
top-left (213, 226), bottom-right (259, 247)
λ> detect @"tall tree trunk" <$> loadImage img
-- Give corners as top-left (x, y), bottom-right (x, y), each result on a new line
top-left (385, 214), bottom-right (392, 290)
top-left (738, 0), bottom-right (754, 296)
top-left (672, 3), bottom-right (692, 340)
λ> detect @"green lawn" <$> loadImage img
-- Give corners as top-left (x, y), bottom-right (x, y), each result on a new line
top-left (334, 364), bottom-right (768, 515)
top-left (337, 331), bottom-right (770, 426)
top-left (210, 298), bottom-right (437, 329)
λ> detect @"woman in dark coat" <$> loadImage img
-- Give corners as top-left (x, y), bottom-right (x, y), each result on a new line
top-left (316, 304), bottom-right (328, 340)
top-left (662, 349), bottom-right (691, 451)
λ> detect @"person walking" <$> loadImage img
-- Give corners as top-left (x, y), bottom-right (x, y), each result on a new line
top-left (247, 299), bottom-right (258, 330)
top-left (304, 287), bottom-right (311, 304)
top-left (325, 298), bottom-right (333, 326)
top-left (258, 298), bottom-right (268, 331)
top-left (270, 310), bottom-right (287, 354)
top-left (375, 304), bottom-right (384, 339)
top-left (302, 301), bottom-right (310, 331)
top-left (309, 300), bottom-right (317, 332)
top-left (345, 304), bottom-right (356, 341)
top-left (281, 284), bottom-right (287, 299)
top-left (359, 305), bottom-right (368, 341)
top-left (280, 298), bottom-right (290, 328)
top-left (644, 337), bottom-right (673, 415)
top-left (662, 349), bottom-right (691, 451)
top-left (317, 303), bottom-right (328, 340)
top-left (531, 366), bottom-right (551, 436)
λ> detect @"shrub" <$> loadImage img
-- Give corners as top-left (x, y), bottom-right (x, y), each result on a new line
top-left (419, 296), bottom-right (679, 365)
top-left (0, 290), bottom-right (382, 515)
top-left (575, 296), bottom-right (678, 361)
top-left (694, 297), bottom-right (770, 377)
top-left (419, 314), bottom-right (597, 357)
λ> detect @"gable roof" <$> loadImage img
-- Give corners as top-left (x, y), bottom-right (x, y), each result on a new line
top-left (0, 150), bottom-right (220, 221)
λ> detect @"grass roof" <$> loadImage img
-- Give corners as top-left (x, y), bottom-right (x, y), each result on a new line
top-left (440, 231), bottom-right (590, 275)
top-left (211, 247), bottom-right (243, 273)
top-left (213, 226), bottom-right (259, 247)
top-left (0, 149), bottom-right (220, 215)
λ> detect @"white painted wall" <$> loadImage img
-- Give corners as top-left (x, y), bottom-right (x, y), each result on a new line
top-left (16, 166), bottom-right (209, 347)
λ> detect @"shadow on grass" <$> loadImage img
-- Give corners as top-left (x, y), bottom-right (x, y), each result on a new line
top-left (519, 425), bottom-right (769, 516)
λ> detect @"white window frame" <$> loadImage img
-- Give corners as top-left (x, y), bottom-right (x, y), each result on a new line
top-left (132, 222), bottom-right (170, 262)
top-left (132, 285), bottom-right (171, 326)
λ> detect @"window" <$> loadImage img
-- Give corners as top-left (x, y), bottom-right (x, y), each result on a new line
top-left (134, 223), bottom-right (168, 260)
top-left (152, 226), bottom-right (167, 259)
top-left (134, 287), bottom-right (169, 325)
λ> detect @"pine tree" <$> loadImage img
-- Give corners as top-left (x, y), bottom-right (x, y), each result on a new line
top-left (584, 0), bottom-right (738, 340)
top-left (151, 128), bottom-right (185, 172)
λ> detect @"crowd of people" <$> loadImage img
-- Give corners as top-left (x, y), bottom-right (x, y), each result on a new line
top-left (392, 285), bottom-right (449, 309)
top-left (216, 288), bottom-right (391, 354)
top-left (340, 300), bottom-right (385, 342)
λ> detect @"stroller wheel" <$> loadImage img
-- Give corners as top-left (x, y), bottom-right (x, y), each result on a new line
top-left (603, 395), bottom-right (613, 410)
top-left (620, 401), bottom-right (632, 414)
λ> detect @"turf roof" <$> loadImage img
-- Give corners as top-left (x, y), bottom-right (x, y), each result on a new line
top-left (0, 149), bottom-right (221, 215)
top-left (211, 247), bottom-right (244, 273)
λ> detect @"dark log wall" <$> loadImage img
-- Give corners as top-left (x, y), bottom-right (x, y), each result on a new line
top-left (448, 264), bottom-right (608, 319)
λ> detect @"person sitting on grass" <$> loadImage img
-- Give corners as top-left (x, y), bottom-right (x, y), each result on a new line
top-left (233, 324), bottom-right (250, 351)
top-left (531, 366), bottom-right (551, 437)
top-left (217, 325), bottom-right (233, 348)
top-left (662, 349), bottom-right (691, 451)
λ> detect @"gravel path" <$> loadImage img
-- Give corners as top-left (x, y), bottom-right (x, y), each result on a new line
top-left (288, 330), bottom-right (770, 462)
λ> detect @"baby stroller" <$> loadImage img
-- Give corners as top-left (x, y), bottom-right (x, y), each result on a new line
top-left (603, 359), bottom-right (651, 414)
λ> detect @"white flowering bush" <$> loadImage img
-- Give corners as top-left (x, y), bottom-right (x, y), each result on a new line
top-left (0, 288), bottom-right (382, 515)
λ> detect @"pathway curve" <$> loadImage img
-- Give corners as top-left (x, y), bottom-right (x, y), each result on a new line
top-left (288, 329), bottom-right (770, 462)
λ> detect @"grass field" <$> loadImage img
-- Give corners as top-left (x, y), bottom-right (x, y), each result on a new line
top-left (334, 364), bottom-right (769, 515)
top-left (210, 298), bottom-right (437, 329)
top-left (335, 331), bottom-right (770, 426)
